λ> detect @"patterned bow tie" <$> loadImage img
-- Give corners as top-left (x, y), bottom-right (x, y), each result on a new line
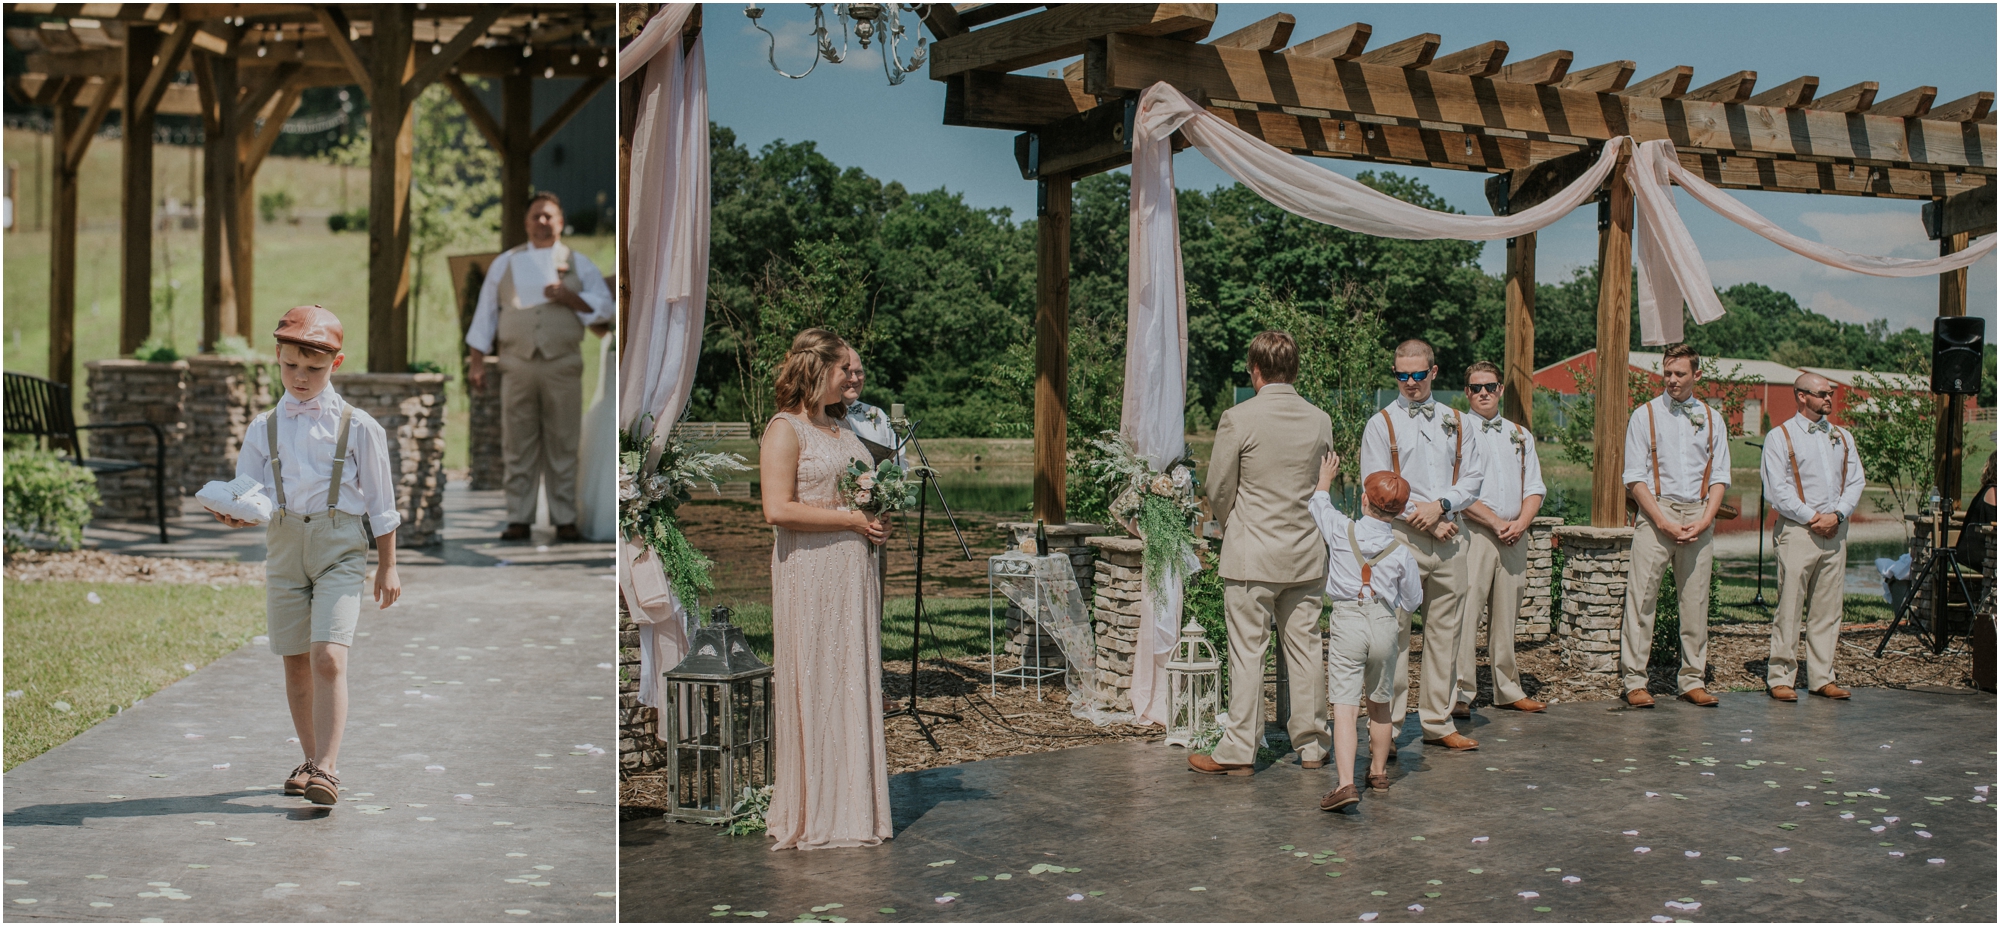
top-left (1807, 419), bottom-right (1830, 435)
top-left (1481, 418), bottom-right (1505, 432)
top-left (1669, 398), bottom-right (1701, 416)
top-left (1406, 402), bottom-right (1436, 420)
top-left (283, 399), bottom-right (321, 418)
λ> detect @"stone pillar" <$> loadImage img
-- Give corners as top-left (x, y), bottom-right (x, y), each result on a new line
top-left (1552, 525), bottom-right (1634, 682)
top-left (182, 356), bottom-right (271, 491)
top-left (468, 356), bottom-right (506, 490)
top-left (617, 598), bottom-right (665, 779)
top-left (331, 372), bottom-right (450, 547)
top-left (83, 359), bottom-right (189, 520)
top-left (1518, 516), bottom-right (1564, 640)
top-left (993, 522), bottom-right (1105, 668)
top-left (1086, 535), bottom-right (1145, 714)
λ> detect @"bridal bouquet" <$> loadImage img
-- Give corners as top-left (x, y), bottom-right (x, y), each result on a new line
top-left (1087, 431), bottom-right (1204, 590)
top-left (620, 417), bottom-right (751, 603)
top-left (837, 458), bottom-right (931, 516)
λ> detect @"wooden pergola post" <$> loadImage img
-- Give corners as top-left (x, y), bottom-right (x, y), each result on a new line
top-left (1590, 154), bottom-right (1634, 528)
top-left (1034, 173), bottom-right (1073, 525)
top-left (198, 52), bottom-right (241, 350)
top-left (1502, 232), bottom-right (1536, 426)
top-left (1933, 230), bottom-right (1970, 504)
top-left (47, 81), bottom-right (84, 389)
top-left (502, 70), bottom-right (535, 249)
top-left (119, 26), bottom-right (163, 356)
top-left (366, 4), bottom-right (417, 372)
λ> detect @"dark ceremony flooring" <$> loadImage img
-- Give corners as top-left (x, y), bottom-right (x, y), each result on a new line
top-left (622, 687), bottom-right (1996, 922)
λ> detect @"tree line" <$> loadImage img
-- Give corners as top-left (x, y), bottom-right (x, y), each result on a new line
top-left (685, 122), bottom-right (1973, 438)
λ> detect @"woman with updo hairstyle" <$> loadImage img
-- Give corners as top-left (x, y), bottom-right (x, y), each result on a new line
top-left (759, 327), bottom-right (893, 850)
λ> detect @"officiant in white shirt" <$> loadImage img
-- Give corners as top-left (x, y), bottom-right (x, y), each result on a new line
top-left (465, 192), bottom-right (614, 542)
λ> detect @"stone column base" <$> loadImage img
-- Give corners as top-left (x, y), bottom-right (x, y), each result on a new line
top-left (468, 356), bottom-right (505, 491)
top-left (331, 372), bottom-right (450, 547)
top-left (83, 359), bottom-right (189, 521)
top-left (617, 599), bottom-right (665, 779)
top-left (1553, 525), bottom-right (1635, 680)
top-left (1086, 535), bottom-right (1145, 714)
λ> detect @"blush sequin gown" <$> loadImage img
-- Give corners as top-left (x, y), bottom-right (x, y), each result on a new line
top-left (763, 413), bottom-right (891, 850)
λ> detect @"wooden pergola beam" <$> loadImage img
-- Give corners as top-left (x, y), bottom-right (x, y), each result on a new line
top-left (1746, 75), bottom-right (1819, 109)
top-left (121, 25), bottom-right (168, 356)
top-left (1498, 49), bottom-right (1572, 86)
top-left (948, 72), bottom-right (1096, 130)
top-left (1924, 183), bottom-right (1997, 239)
top-left (1809, 81), bottom-right (1878, 113)
top-left (1683, 69), bottom-right (1757, 104)
top-left (1556, 59), bottom-right (1635, 93)
top-left (366, 2), bottom-right (416, 372)
top-left (1617, 65), bottom-right (1694, 99)
top-left (313, 5), bottom-right (371, 89)
top-left (63, 75), bottom-right (122, 172)
top-left (47, 77), bottom-right (85, 388)
top-left (1354, 32), bottom-right (1439, 69)
top-left (920, 3), bottom-right (966, 41)
top-left (1281, 22), bottom-right (1369, 60)
top-left (1210, 13), bottom-right (1295, 53)
top-left (403, 7), bottom-right (506, 99)
top-left (1871, 85), bottom-right (1938, 119)
top-left (442, 72), bottom-right (507, 151)
top-left (928, 4), bottom-right (1218, 79)
top-left (1927, 91), bottom-right (1995, 123)
top-left (530, 75), bottom-right (611, 152)
top-left (1424, 40), bottom-right (1508, 78)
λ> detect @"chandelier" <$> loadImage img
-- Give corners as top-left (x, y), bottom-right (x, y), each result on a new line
top-left (745, 3), bottom-right (928, 85)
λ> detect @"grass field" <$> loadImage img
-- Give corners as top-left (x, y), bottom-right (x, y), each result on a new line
top-left (4, 130), bottom-right (614, 471)
top-left (2, 580), bottom-right (267, 770)
top-left (700, 596), bottom-right (994, 667)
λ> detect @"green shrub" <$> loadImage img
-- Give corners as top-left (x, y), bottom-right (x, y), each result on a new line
top-left (4, 446), bottom-right (100, 551)
top-left (257, 189), bottom-right (296, 224)
top-left (133, 337), bottom-right (180, 363)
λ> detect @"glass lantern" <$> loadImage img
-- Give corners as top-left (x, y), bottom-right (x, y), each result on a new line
top-left (663, 607), bottom-right (774, 824)
top-left (1163, 618), bottom-right (1221, 747)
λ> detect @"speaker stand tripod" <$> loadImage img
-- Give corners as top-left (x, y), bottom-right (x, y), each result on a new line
top-left (1876, 501), bottom-right (1975, 657)
top-left (882, 416), bottom-right (971, 752)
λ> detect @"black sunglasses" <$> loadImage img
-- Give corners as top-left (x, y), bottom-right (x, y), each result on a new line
top-left (1466, 382), bottom-right (1502, 395)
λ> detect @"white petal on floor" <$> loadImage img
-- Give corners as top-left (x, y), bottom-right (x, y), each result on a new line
top-left (1634, 847), bottom-right (1651, 853)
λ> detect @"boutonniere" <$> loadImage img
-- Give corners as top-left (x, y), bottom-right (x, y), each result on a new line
top-left (1509, 427), bottom-right (1527, 452)
top-left (1440, 413), bottom-right (1460, 437)
top-left (1689, 409), bottom-right (1707, 432)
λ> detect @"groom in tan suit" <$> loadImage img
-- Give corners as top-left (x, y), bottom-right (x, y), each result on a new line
top-left (1192, 331), bottom-right (1335, 776)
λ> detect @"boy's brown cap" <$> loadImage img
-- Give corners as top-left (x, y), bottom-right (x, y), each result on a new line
top-left (1363, 471), bottom-right (1411, 514)
top-left (274, 305), bottom-right (343, 353)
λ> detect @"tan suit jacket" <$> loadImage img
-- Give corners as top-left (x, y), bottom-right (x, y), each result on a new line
top-left (1208, 383), bottom-right (1334, 585)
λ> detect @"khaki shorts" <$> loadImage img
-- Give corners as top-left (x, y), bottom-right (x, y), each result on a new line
top-left (265, 509), bottom-right (370, 656)
top-left (1326, 597), bottom-right (1401, 707)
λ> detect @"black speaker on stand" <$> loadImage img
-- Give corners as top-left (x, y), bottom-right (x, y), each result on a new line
top-left (1931, 316), bottom-right (1985, 396)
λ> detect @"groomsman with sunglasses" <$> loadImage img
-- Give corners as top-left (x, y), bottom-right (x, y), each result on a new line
top-left (1360, 339), bottom-right (1488, 752)
top-left (1759, 372), bottom-right (1864, 702)
top-left (1451, 362), bottom-right (1549, 717)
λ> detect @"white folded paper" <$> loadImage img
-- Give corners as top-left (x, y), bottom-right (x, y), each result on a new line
top-left (197, 476), bottom-right (274, 525)
top-left (509, 246), bottom-right (560, 306)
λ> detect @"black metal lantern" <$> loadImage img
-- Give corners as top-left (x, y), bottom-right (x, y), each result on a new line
top-left (663, 607), bottom-right (774, 824)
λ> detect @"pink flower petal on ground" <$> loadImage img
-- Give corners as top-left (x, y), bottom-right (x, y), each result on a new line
top-left (1067, 894), bottom-right (1083, 902)
top-left (425, 765), bottom-right (445, 772)
top-left (1773, 847), bottom-right (1790, 853)
top-left (286, 738), bottom-right (300, 744)
top-left (212, 763), bottom-right (229, 770)
top-left (1911, 760), bottom-right (1922, 765)
top-left (1518, 892), bottom-right (1539, 899)
top-left (1471, 836), bottom-right (1489, 843)
top-left (1870, 825), bottom-right (1886, 833)
top-left (1840, 813), bottom-right (1855, 820)
top-left (1796, 801), bottom-right (1811, 806)
top-left (1623, 830), bottom-right (1640, 836)
top-left (1889, 852), bottom-right (1906, 857)
top-left (934, 897), bottom-right (954, 904)
top-left (1359, 914), bottom-right (1378, 922)
top-left (1562, 876), bottom-right (1581, 884)
top-left (1977, 786), bottom-right (1990, 794)
top-left (1645, 792), bottom-right (1659, 798)
top-left (1684, 851), bottom-right (1700, 858)
top-left (1867, 788), bottom-right (1881, 793)
top-left (1740, 738), bottom-right (1752, 742)
top-left (1407, 904), bottom-right (1425, 912)
top-left (1526, 785), bottom-right (1538, 789)
top-left (1928, 858), bottom-right (1945, 864)
top-left (1917, 831), bottom-right (1933, 838)
top-left (184, 734), bottom-right (203, 739)
top-left (1634, 847), bottom-right (1652, 854)
top-left (1653, 916), bottom-right (1674, 923)
top-left (455, 794), bottom-right (474, 800)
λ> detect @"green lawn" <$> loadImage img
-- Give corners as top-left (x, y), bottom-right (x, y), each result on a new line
top-left (2, 580), bottom-right (266, 770)
top-left (699, 596), bottom-right (995, 667)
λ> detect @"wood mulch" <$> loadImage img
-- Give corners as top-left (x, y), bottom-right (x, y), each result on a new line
top-left (2, 550), bottom-right (264, 585)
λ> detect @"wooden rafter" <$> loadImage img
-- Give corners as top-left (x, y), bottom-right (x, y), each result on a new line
top-left (1355, 32), bottom-right (1439, 69)
top-left (313, 6), bottom-right (370, 89)
top-left (1497, 50), bottom-right (1572, 86)
top-left (241, 81), bottom-right (303, 178)
top-left (1210, 13), bottom-right (1295, 52)
top-left (63, 75), bottom-right (121, 171)
top-left (530, 75), bottom-right (611, 152)
top-left (930, 4), bottom-right (1218, 79)
top-left (404, 7), bottom-right (507, 99)
top-left (1746, 75), bottom-right (1819, 109)
top-left (1870, 85), bottom-right (1938, 118)
top-left (442, 72), bottom-right (507, 152)
top-left (1556, 60), bottom-right (1635, 93)
top-left (1424, 40), bottom-right (1508, 78)
top-left (1683, 69), bottom-right (1757, 104)
top-left (1809, 81), bottom-right (1878, 113)
top-left (1930, 91), bottom-right (1996, 124)
top-left (233, 61), bottom-right (301, 127)
top-left (1282, 22), bottom-right (1370, 60)
top-left (1618, 65), bottom-right (1693, 99)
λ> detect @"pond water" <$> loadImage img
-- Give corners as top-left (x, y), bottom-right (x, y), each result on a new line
top-left (703, 464), bottom-right (1035, 514)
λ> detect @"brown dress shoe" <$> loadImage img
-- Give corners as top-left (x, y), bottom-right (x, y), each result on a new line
top-left (1319, 783), bottom-right (1361, 811)
top-left (1421, 732), bottom-right (1479, 751)
top-left (284, 760), bottom-right (316, 796)
top-left (1767, 685), bottom-right (1798, 702)
top-left (1678, 687), bottom-right (1719, 707)
top-left (1300, 758), bottom-right (1328, 769)
top-left (1624, 689), bottom-right (1656, 708)
top-left (1451, 701), bottom-right (1472, 719)
top-left (555, 524), bottom-right (583, 542)
top-left (1812, 683), bottom-right (1851, 700)
top-left (500, 523), bottom-right (532, 541)
top-left (1188, 753), bottom-right (1253, 776)
top-left (1367, 772), bottom-right (1392, 792)
top-left (303, 767), bottom-right (340, 806)
top-left (1502, 698), bottom-right (1547, 713)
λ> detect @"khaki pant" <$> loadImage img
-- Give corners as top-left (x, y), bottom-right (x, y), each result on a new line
top-left (1768, 518), bottom-right (1847, 690)
top-left (1386, 522), bottom-right (1469, 741)
top-left (1620, 498), bottom-right (1715, 694)
top-left (265, 508), bottom-right (369, 656)
top-left (1214, 578), bottom-right (1328, 766)
top-left (1456, 522), bottom-right (1531, 706)
top-left (499, 351), bottom-right (585, 526)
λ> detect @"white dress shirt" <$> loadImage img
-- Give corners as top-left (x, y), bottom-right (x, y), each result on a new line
top-left (1468, 411), bottom-right (1547, 521)
top-left (463, 244), bottom-right (615, 355)
top-left (1761, 414), bottom-right (1865, 525)
top-left (1358, 395), bottom-right (1486, 521)
top-left (1308, 491), bottom-right (1424, 612)
top-left (845, 401), bottom-right (906, 467)
top-left (236, 388), bottom-right (403, 537)
top-left (1622, 393), bottom-right (1732, 504)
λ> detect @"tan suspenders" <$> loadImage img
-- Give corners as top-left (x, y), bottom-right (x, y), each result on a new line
top-left (1379, 406), bottom-right (1462, 482)
top-left (1347, 520), bottom-right (1404, 600)
top-left (268, 403), bottom-right (354, 515)
top-left (1644, 401), bottom-right (1716, 504)
top-left (1777, 419), bottom-right (1850, 504)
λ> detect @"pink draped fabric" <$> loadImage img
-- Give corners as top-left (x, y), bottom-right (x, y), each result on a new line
top-left (620, 4), bottom-right (708, 702)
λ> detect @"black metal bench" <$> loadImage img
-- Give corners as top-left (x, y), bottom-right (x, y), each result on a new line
top-left (3, 371), bottom-right (171, 544)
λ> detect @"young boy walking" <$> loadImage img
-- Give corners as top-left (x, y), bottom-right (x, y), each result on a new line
top-left (1308, 456), bottom-right (1423, 813)
top-left (213, 305), bottom-right (403, 805)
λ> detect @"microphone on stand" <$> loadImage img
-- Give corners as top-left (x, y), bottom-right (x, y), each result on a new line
top-left (890, 403), bottom-right (909, 444)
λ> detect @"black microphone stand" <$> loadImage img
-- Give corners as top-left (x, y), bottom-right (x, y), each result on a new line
top-left (1746, 440), bottom-right (1770, 609)
top-left (882, 415), bottom-right (971, 751)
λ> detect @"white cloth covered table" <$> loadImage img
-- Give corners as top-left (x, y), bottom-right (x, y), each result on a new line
top-left (990, 551), bottom-right (1132, 725)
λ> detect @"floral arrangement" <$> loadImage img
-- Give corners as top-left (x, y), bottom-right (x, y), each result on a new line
top-left (837, 458), bottom-right (932, 515)
top-left (1087, 431), bottom-right (1204, 591)
top-left (723, 784), bottom-right (773, 836)
top-left (619, 416), bottom-right (750, 605)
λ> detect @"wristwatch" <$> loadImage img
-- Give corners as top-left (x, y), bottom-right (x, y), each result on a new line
top-left (1834, 511), bottom-right (1845, 523)
top-left (1438, 498), bottom-right (1453, 515)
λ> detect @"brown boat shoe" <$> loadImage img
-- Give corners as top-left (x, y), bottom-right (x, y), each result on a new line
top-left (1451, 701), bottom-right (1472, 719)
top-left (1624, 689), bottom-right (1656, 708)
top-left (284, 760), bottom-right (317, 796)
top-left (499, 523), bottom-right (532, 541)
top-left (1501, 697), bottom-right (1547, 713)
top-left (1812, 683), bottom-right (1851, 700)
top-left (1319, 783), bottom-right (1361, 811)
top-left (1678, 687), bottom-right (1719, 707)
top-left (1421, 732), bottom-right (1479, 751)
top-left (303, 767), bottom-right (341, 805)
top-left (1367, 772), bottom-right (1392, 792)
top-left (1187, 753), bottom-right (1253, 776)
top-left (1767, 685), bottom-right (1798, 702)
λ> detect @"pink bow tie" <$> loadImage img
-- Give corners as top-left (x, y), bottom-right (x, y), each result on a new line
top-left (284, 399), bottom-right (321, 418)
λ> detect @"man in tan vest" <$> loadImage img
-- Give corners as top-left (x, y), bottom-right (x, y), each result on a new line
top-left (466, 192), bottom-right (614, 541)
top-left (1191, 331), bottom-right (1335, 776)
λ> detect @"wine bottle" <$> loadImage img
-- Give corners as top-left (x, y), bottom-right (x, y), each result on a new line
top-left (1034, 518), bottom-right (1049, 556)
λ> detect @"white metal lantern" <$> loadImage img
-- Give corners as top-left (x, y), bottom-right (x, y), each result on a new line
top-left (663, 607), bottom-right (774, 824)
top-left (1163, 618), bottom-right (1221, 747)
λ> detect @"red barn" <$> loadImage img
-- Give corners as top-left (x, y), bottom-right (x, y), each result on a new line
top-left (1531, 349), bottom-right (1805, 435)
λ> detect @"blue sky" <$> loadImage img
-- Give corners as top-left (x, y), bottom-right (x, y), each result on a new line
top-left (701, 2), bottom-right (1996, 334)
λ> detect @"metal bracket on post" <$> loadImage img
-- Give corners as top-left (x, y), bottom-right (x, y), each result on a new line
top-left (1015, 131), bottom-right (1040, 181)
top-left (1120, 95), bottom-right (1138, 152)
top-left (1596, 188), bottom-right (1612, 232)
top-left (1922, 198), bottom-right (1945, 240)
top-left (1037, 176), bottom-right (1048, 216)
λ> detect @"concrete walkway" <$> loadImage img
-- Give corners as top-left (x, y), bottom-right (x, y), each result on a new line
top-left (4, 486), bottom-right (618, 922)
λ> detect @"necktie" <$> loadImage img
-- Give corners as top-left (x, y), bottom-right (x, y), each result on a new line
top-left (1481, 418), bottom-right (1504, 432)
top-left (1807, 419), bottom-right (1830, 435)
top-left (1406, 402), bottom-right (1436, 421)
top-left (283, 399), bottom-right (321, 418)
